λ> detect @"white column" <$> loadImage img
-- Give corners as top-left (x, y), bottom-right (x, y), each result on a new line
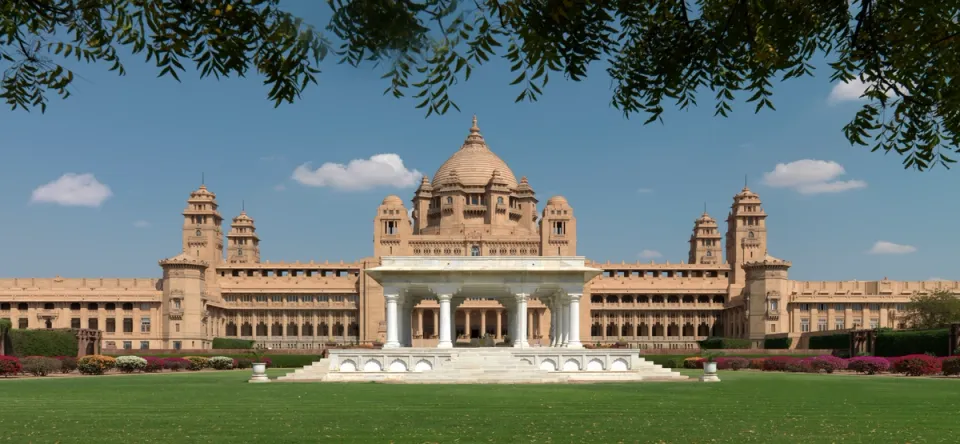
top-left (399, 299), bottom-right (410, 347)
top-left (549, 298), bottom-right (558, 347)
top-left (561, 299), bottom-right (570, 346)
top-left (437, 294), bottom-right (453, 348)
top-left (567, 293), bottom-right (583, 348)
top-left (384, 293), bottom-right (400, 349)
top-left (513, 294), bottom-right (529, 348)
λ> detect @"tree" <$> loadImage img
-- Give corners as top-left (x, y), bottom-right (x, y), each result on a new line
top-left (0, 318), bottom-right (10, 356)
top-left (3, 1), bottom-right (959, 171)
top-left (903, 289), bottom-right (960, 330)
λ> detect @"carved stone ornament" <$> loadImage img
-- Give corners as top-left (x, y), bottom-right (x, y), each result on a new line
top-left (466, 230), bottom-right (482, 240)
top-left (167, 270), bottom-right (185, 278)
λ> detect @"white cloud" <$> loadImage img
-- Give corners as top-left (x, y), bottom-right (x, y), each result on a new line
top-left (762, 159), bottom-right (866, 195)
top-left (928, 277), bottom-right (949, 282)
top-left (869, 241), bottom-right (917, 255)
top-left (637, 249), bottom-right (662, 259)
top-left (291, 154), bottom-right (422, 191)
top-left (133, 220), bottom-right (151, 228)
top-left (30, 173), bottom-right (112, 207)
top-left (828, 77), bottom-right (896, 105)
top-left (637, 188), bottom-right (653, 194)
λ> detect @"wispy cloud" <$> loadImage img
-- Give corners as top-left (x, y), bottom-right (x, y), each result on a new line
top-left (637, 249), bottom-right (662, 259)
top-left (868, 241), bottom-right (917, 255)
top-left (292, 154), bottom-right (422, 191)
top-left (133, 220), bottom-right (151, 228)
top-left (637, 188), bottom-right (653, 194)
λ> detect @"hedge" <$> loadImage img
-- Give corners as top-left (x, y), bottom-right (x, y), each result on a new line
top-left (809, 333), bottom-right (849, 351)
top-left (110, 353), bottom-right (320, 368)
top-left (874, 329), bottom-right (951, 357)
top-left (764, 337), bottom-right (793, 349)
top-left (6, 329), bottom-right (78, 357)
top-left (212, 338), bottom-right (255, 349)
top-left (698, 337), bottom-right (751, 349)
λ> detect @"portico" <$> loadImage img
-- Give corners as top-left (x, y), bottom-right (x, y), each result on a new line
top-left (365, 256), bottom-right (601, 349)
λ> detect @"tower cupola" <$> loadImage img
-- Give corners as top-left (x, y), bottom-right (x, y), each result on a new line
top-left (689, 209), bottom-right (722, 264)
top-left (226, 208), bottom-right (260, 263)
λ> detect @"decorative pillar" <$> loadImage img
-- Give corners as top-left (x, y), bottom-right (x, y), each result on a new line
top-left (384, 293), bottom-right (400, 349)
top-left (480, 310), bottom-right (487, 338)
top-left (568, 293), bottom-right (583, 348)
top-left (465, 310), bottom-right (472, 339)
top-left (437, 294), bottom-right (453, 348)
top-left (549, 298), bottom-right (557, 347)
top-left (495, 309), bottom-right (502, 340)
top-left (513, 294), bottom-right (529, 348)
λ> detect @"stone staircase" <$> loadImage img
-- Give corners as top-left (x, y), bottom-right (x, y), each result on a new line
top-left (277, 348), bottom-right (687, 384)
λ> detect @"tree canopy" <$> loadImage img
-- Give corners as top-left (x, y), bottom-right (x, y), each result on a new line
top-left (3, 1), bottom-right (959, 170)
top-left (903, 289), bottom-right (960, 330)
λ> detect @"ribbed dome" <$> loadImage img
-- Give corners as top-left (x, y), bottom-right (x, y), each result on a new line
top-left (382, 195), bottom-right (403, 206)
top-left (432, 116), bottom-right (518, 189)
top-left (546, 196), bottom-right (568, 206)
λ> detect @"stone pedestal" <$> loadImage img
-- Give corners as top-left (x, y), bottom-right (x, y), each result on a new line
top-left (699, 373), bottom-right (721, 382)
top-left (249, 363), bottom-right (270, 383)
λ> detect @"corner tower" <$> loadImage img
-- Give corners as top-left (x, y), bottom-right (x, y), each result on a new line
top-left (689, 211), bottom-right (722, 264)
top-left (742, 254), bottom-right (791, 346)
top-left (373, 195), bottom-right (411, 256)
top-left (725, 186), bottom-right (767, 285)
top-left (182, 185), bottom-right (223, 281)
top-left (540, 195), bottom-right (577, 256)
top-left (159, 253), bottom-right (210, 349)
top-left (226, 210), bottom-right (260, 263)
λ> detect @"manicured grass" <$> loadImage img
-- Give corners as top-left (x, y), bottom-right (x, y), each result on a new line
top-left (1, 370), bottom-right (958, 443)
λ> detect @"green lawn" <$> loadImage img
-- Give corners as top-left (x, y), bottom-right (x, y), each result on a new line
top-left (1, 369), bottom-right (958, 443)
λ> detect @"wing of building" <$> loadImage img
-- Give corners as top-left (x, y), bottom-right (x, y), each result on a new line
top-left (2, 117), bottom-right (958, 351)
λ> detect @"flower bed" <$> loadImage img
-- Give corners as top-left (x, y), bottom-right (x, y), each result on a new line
top-left (0, 356), bottom-right (23, 377)
top-left (663, 353), bottom-right (960, 377)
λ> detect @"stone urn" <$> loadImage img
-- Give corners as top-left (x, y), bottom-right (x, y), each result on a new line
top-left (249, 362), bottom-right (269, 383)
top-left (699, 361), bottom-right (720, 383)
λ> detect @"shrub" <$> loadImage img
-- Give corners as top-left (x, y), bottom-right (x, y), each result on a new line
top-left (212, 338), bottom-right (256, 349)
top-left (762, 357), bottom-right (798, 371)
top-left (682, 357), bottom-right (704, 369)
top-left (764, 337), bottom-right (793, 349)
top-left (719, 357), bottom-right (750, 371)
top-left (208, 356), bottom-right (234, 370)
top-left (698, 337), bottom-right (751, 349)
top-left (875, 329), bottom-right (951, 357)
top-left (183, 356), bottom-right (209, 371)
top-left (785, 360), bottom-right (813, 373)
top-left (143, 357), bottom-right (164, 373)
top-left (21, 356), bottom-right (62, 376)
top-left (7, 329), bottom-right (78, 357)
top-left (890, 354), bottom-right (941, 376)
top-left (234, 358), bottom-right (253, 369)
top-left (941, 357), bottom-right (960, 376)
top-left (163, 357), bottom-right (189, 371)
top-left (749, 358), bottom-right (766, 369)
top-left (115, 356), bottom-right (148, 373)
top-left (663, 359), bottom-right (679, 369)
top-left (77, 355), bottom-right (116, 375)
top-left (807, 355), bottom-right (846, 373)
top-left (56, 356), bottom-right (78, 373)
top-left (0, 355), bottom-right (22, 376)
top-left (809, 333), bottom-right (850, 351)
top-left (847, 357), bottom-right (890, 375)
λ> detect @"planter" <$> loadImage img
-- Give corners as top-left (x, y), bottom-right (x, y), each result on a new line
top-left (700, 361), bottom-right (720, 383)
top-left (249, 362), bottom-right (269, 383)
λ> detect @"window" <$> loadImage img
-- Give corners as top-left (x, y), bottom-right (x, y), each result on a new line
top-left (869, 319), bottom-right (879, 329)
top-left (553, 221), bottom-right (565, 235)
top-left (896, 304), bottom-right (906, 311)
top-left (122, 303), bottom-right (133, 311)
top-left (869, 303), bottom-right (880, 311)
top-left (255, 295), bottom-right (266, 303)
top-left (71, 318), bottom-right (81, 329)
top-left (835, 304), bottom-right (845, 311)
top-left (17, 303), bottom-right (28, 310)
top-left (87, 303), bottom-right (98, 310)
top-left (705, 250), bottom-right (712, 256)
top-left (175, 323), bottom-right (180, 332)
top-left (817, 318), bottom-right (828, 331)
top-left (497, 196), bottom-right (504, 204)
top-left (853, 318), bottom-right (862, 328)
top-left (173, 341), bottom-right (182, 350)
top-left (88, 318), bottom-right (98, 330)
top-left (852, 304), bottom-right (863, 312)
top-left (123, 318), bottom-right (133, 333)
top-left (44, 303), bottom-right (54, 310)
top-left (70, 303), bottom-right (80, 310)
top-left (140, 303), bottom-right (150, 311)
top-left (174, 299), bottom-right (181, 309)
top-left (446, 196), bottom-right (453, 204)
top-left (834, 318), bottom-right (845, 330)
top-left (800, 318), bottom-right (810, 332)
top-left (769, 300), bottom-right (779, 311)
top-left (287, 295), bottom-right (297, 303)
top-left (799, 304), bottom-right (810, 312)
top-left (817, 303), bottom-right (827, 311)
top-left (272, 295), bottom-right (282, 303)
top-left (140, 317), bottom-right (151, 333)
top-left (471, 246), bottom-right (480, 257)
top-left (140, 341), bottom-right (149, 350)
top-left (18, 318), bottom-right (28, 329)
top-left (106, 318), bottom-right (116, 333)
top-left (105, 303), bottom-right (116, 311)
top-left (123, 341), bottom-right (132, 350)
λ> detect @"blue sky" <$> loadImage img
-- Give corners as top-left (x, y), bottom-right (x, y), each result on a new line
top-left (1, 4), bottom-right (957, 281)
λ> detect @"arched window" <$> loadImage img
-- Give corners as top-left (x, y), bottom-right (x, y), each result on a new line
top-left (706, 250), bottom-right (712, 256)
top-left (748, 231), bottom-right (754, 238)
top-left (471, 246), bottom-right (481, 257)
top-left (497, 196), bottom-right (504, 204)
top-left (446, 196), bottom-right (453, 204)
top-left (195, 229), bottom-right (202, 236)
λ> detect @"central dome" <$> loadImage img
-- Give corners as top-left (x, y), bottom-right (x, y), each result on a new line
top-left (432, 116), bottom-right (518, 188)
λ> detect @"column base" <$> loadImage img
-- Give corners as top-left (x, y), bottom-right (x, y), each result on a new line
top-left (699, 373), bottom-right (721, 382)
top-left (383, 342), bottom-right (401, 349)
top-left (436, 341), bottom-right (453, 349)
top-left (565, 341), bottom-right (583, 349)
top-left (512, 341), bottom-right (530, 348)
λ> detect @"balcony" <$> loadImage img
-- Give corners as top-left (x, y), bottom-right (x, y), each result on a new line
top-left (464, 204), bottom-right (487, 214)
top-left (36, 309), bottom-right (59, 319)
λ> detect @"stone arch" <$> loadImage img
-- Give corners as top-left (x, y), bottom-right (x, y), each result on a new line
top-left (348, 322), bottom-right (360, 337)
top-left (682, 323), bottom-right (695, 336)
top-left (621, 322), bottom-right (633, 337)
top-left (586, 359), bottom-right (604, 371)
top-left (697, 323), bottom-right (710, 337)
top-left (256, 322), bottom-right (268, 336)
top-left (611, 358), bottom-right (629, 371)
top-left (605, 322), bottom-right (617, 337)
top-left (363, 359), bottom-right (383, 372)
top-left (318, 322), bottom-right (329, 336)
top-left (667, 323), bottom-right (680, 337)
top-left (286, 322), bottom-right (298, 337)
top-left (302, 322), bottom-right (314, 337)
top-left (225, 322), bottom-right (238, 336)
top-left (637, 322), bottom-right (649, 336)
top-left (539, 359), bottom-right (558, 371)
top-left (591, 322), bottom-right (602, 336)
top-left (562, 359), bottom-right (581, 371)
top-left (333, 322), bottom-right (345, 336)
top-left (414, 360), bottom-right (433, 372)
top-left (241, 322), bottom-right (253, 336)
top-left (388, 359), bottom-right (408, 372)
top-left (271, 322), bottom-right (283, 336)
top-left (339, 360), bottom-right (357, 372)
top-left (652, 322), bottom-right (664, 336)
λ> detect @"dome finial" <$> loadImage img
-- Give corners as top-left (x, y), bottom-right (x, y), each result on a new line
top-left (471, 115), bottom-right (479, 133)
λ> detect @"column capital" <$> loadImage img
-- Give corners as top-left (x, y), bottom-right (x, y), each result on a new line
top-left (384, 293), bottom-right (400, 302)
top-left (436, 293), bottom-right (453, 302)
top-left (566, 293), bottom-right (583, 302)
top-left (514, 293), bottom-right (529, 303)
top-left (430, 284), bottom-right (460, 297)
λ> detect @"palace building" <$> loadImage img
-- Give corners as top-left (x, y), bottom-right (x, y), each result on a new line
top-left (1, 117), bottom-right (958, 352)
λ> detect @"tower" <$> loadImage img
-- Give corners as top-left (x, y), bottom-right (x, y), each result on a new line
top-left (158, 253), bottom-right (210, 349)
top-left (181, 184), bottom-right (224, 281)
top-left (540, 195), bottom-right (577, 256)
top-left (373, 195), bottom-right (411, 257)
top-left (725, 186), bottom-right (768, 285)
top-left (226, 209), bottom-right (260, 263)
top-left (689, 210), bottom-right (722, 264)
top-left (742, 254), bottom-right (791, 346)
top-left (412, 176), bottom-right (432, 234)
